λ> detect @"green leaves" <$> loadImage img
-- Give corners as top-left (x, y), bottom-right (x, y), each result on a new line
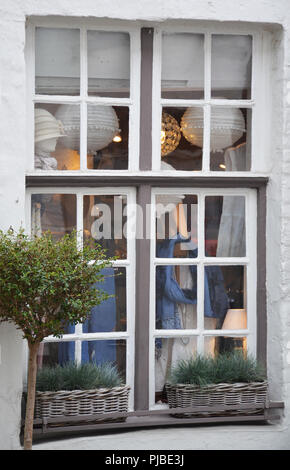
top-left (168, 352), bottom-right (266, 386)
top-left (36, 362), bottom-right (123, 391)
top-left (0, 228), bottom-right (114, 344)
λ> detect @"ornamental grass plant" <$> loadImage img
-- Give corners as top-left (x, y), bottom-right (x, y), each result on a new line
top-left (36, 362), bottom-right (123, 392)
top-left (168, 352), bottom-right (266, 387)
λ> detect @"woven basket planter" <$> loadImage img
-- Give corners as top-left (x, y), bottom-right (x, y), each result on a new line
top-left (34, 385), bottom-right (130, 426)
top-left (165, 381), bottom-right (268, 418)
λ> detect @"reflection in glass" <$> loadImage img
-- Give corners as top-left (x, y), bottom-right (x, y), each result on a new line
top-left (37, 341), bottom-right (75, 369)
top-left (211, 35), bottom-right (252, 100)
top-left (162, 33), bottom-right (204, 100)
top-left (210, 108), bottom-right (251, 171)
top-left (31, 194), bottom-right (76, 240)
top-left (87, 106), bottom-right (128, 170)
top-left (156, 265), bottom-right (197, 330)
top-left (35, 28), bottom-right (80, 95)
top-left (204, 265), bottom-right (246, 330)
top-left (88, 31), bottom-right (130, 98)
top-left (35, 103), bottom-right (80, 170)
top-left (161, 107), bottom-right (202, 171)
top-left (205, 196), bottom-right (246, 257)
top-left (81, 340), bottom-right (126, 381)
top-left (83, 194), bottom-right (127, 259)
top-left (155, 337), bottom-right (197, 399)
top-left (84, 267), bottom-right (126, 333)
top-left (155, 194), bottom-right (198, 256)
top-left (204, 336), bottom-right (247, 357)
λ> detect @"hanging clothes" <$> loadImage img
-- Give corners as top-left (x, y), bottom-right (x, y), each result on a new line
top-left (156, 235), bottom-right (229, 335)
top-left (82, 267), bottom-right (117, 364)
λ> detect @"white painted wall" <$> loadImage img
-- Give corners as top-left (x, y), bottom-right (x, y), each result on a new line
top-left (0, 0), bottom-right (289, 450)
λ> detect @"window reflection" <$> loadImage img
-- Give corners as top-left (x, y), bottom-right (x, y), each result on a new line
top-left (81, 340), bottom-right (126, 381)
top-left (155, 337), bottom-right (197, 401)
top-left (204, 265), bottom-right (247, 330)
top-left (31, 194), bottom-right (76, 239)
top-left (88, 31), bottom-right (130, 98)
top-left (83, 194), bottom-right (127, 259)
top-left (161, 33), bottom-right (204, 100)
top-left (205, 336), bottom-right (247, 357)
top-left (84, 267), bottom-right (127, 333)
top-left (205, 196), bottom-right (246, 257)
top-left (211, 35), bottom-right (252, 100)
top-left (35, 28), bottom-right (80, 96)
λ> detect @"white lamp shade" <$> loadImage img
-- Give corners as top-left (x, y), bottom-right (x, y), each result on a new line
top-left (181, 107), bottom-right (245, 152)
top-left (55, 105), bottom-right (120, 154)
top-left (222, 308), bottom-right (247, 330)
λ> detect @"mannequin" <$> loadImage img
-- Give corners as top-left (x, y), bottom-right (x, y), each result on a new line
top-left (35, 137), bottom-right (58, 170)
top-left (34, 108), bottom-right (65, 170)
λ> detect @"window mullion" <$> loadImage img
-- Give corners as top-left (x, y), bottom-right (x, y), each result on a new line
top-left (80, 25), bottom-right (87, 171)
top-left (203, 32), bottom-right (211, 173)
top-left (197, 192), bottom-right (205, 341)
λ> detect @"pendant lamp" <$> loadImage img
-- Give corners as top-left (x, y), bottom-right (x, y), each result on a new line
top-left (181, 106), bottom-right (245, 152)
top-left (161, 112), bottom-right (181, 157)
top-left (55, 104), bottom-right (120, 154)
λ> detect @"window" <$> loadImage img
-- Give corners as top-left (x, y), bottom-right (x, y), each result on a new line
top-left (26, 19), bottom-right (268, 416)
top-left (28, 22), bottom-right (140, 172)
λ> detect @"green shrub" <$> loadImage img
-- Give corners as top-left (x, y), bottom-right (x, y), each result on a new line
top-left (36, 362), bottom-right (123, 392)
top-left (168, 352), bottom-right (266, 386)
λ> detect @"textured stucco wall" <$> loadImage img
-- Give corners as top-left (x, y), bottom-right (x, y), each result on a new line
top-left (0, 0), bottom-right (290, 450)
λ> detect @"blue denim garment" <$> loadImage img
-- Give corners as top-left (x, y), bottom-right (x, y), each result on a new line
top-left (156, 235), bottom-right (229, 337)
top-left (58, 267), bottom-right (116, 365)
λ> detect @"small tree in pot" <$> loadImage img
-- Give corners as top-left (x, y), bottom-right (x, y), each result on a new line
top-left (0, 228), bottom-right (113, 450)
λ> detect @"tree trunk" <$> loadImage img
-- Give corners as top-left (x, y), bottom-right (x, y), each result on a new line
top-left (23, 342), bottom-right (40, 450)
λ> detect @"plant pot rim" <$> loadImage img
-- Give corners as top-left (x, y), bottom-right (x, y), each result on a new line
top-left (166, 380), bottom-right (268, 388)
top-left (36, 384), bottom-right (130, 394)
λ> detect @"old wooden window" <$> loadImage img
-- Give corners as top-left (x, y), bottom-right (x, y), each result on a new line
top-left (26, 19), bottom-right (270, 419)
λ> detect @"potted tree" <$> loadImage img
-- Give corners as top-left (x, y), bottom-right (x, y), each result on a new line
top-left (165, 352), bottom-right (268, 417)
top-left (0, 228), bottom-right (121, 450)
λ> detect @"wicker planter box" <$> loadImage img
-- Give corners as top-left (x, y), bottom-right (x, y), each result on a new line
top-left (34, 385), bottom-right (130, 425)
top-left (165, 381), bottom-right (268, 418)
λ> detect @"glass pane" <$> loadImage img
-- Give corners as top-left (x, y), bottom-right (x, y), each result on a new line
top-left (155, 337), bottom-right (197, 399)
top-left (31, 194), bottom-right (76, 239)
top-left (204, 336), bottom-right (247, 357)
top-left (81, 340), bottom-right (126, 381)
top-left (83, 267), bottom-right (126, 333)
top-left (204, 265), bottom-right (247, 330)
top-left (161, 107), bottom-right (203, 171)
top-left (210, 108), bottom-right (251, 171)
top-left (35, 28), bottom-right (80, 95)
top-left (211, 35), bottom-right (252, 99)
top-left (35, 104), bottom-right (80, 170)
top-left (87, 105), bottom-right (128, 170)
top-left (156, 265), bottom-right (197, 330)
top-left (83, 194), bottom-right (127, 259)
top-left (161, 33), bottom-right (204, 99)
top-left (205, 195), bottom-right (246, 257)
top-left (37, 341), bottom-right (75, 368)
top-left (88, 31), bottom-right (130, 98)
top-left (156, 194), bottom-right (198, 257)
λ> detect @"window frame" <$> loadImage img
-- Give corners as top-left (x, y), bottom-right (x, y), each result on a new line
top-left (25, 186), bottom-right (136, 410)
top-left (152, 23), bottom-right (272, 175)
top-left (25, 18), bottom-right (141, 173)
top-left (24, 19), bottom-right (271, 420)
top-left (149, 186), bottom-right (257, 409)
